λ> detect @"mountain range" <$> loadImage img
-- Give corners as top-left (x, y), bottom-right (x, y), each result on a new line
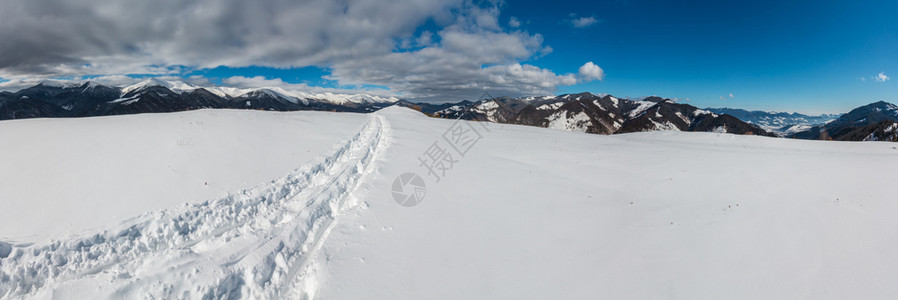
top-left (1, 80), bottom-right (896, 142)
top-left (399, 93), bottom-right (774, 136)
top-left (789, 101), bottom-right (898, 141)
top-left (0, 79), bottom-right (397, 120)
top-left (703, 108), bottom-right (840, 136)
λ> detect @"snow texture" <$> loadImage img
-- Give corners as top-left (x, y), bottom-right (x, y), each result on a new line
top-left (0, 113), bottom-right (390, 298)
top-left (2, 106), bottom-right (898, 299)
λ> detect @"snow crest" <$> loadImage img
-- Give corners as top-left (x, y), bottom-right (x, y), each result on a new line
top-left (0, 114), bottom-right (391, 299)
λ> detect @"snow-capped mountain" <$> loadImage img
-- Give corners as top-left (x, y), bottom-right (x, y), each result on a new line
top-left (704, 108), bottom-right (840, 136)
top-left (408, 93), bottom-right (774, 136)
top-left (790, 101), bottom-right (898, 141)
top-left (0, 79), bottom-right (398, 120)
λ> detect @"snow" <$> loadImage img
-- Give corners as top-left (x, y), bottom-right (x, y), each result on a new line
top-left (0, 112), bottom-right (388, 299)
top-left (81, 81), bottom-right (101, 93)
top-left (108, 95), bottom-right (139, 104)
top-left (318, 108), bottom-right (898, 299)
top-left (650, 119), bottom-right (680, 131)
top-left (37, 80), bottom-right (82, 89)
top-left (0, 109), bottom-right (368, 239)
top-left (472, 100), bottom-right (504, 122)
top-left (120, 78), bottom-right (198, 96)
top-left (783, 124), bottom-right (813, 135)
top-left (628, 100), bottom-right (656, 118)
top-left (864, 122), bottom-right (898, 141)
top-left (118, 79), bottom-right (397, 105)
top-left (546, 111), bottom-right (591, 132)
top-left (475, 100), bottom-right (499, 111)
top-left (674, 111), bottom-right (690, 123)
top-left (886, 122), bottom-right (898, 133)
top-left (2, 106), bottom-right (898, 299)
top-left (609, 96), bottom-right (620, 107)
top-left (693, 108), bottom-right (718, 117)
top-left (536, 101), bottom-right (564, 110)
top-left (520, 95), bottom-right (555, 102)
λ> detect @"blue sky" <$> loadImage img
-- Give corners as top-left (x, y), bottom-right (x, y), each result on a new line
top-left (505, 0), bottom-right (898, 114)
top-left (0, 0), bottom-right (895, 114)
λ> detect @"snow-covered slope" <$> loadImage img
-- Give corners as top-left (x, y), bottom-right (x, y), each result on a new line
top-left (321, 107), bottom-right (898, 299)
top-left (0, 110), bottom-right (369, 239)
top-left (2, 107), bottom-right (898, 299)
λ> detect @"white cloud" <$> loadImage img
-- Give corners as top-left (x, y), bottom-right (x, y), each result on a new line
top-left (578, 62), bottom-right (605, 81)
top-left (874, 72), bottom-right (890, 82)
top-left (729, 93), bottom-right (735, 98)
top-left (508, 17), bottom-right (521, 28)
top-left (0, 0), bottom-right (597, 101)
top-left (567, 14), bottom-right (600, 28)
top-left (222, 76), bottom-right (396, 97)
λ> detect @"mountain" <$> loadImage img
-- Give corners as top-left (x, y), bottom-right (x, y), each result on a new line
top-left (0, 79), bottom-right (398, 120)
top-left (407, 92), bottom-right (774, 136)
top-left (705, 108), bottom-right (839, 136)
top-left (0, 82), bottom-right (771, 138)
top-left (789, 101), bottom-right (898, 141)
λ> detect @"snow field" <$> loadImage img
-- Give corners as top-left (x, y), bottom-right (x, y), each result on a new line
top-left (0, 113), bottom-right (391, 298)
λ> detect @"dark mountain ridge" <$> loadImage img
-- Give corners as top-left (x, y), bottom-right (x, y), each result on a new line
top-left (400, 92), bottom-right (774, 136)
top-left (789, 101), bottom-right (898, 141)
top-left (0, 81), bottom-right (389, 121)
top-left (3, 81), bottom-right (895, 142)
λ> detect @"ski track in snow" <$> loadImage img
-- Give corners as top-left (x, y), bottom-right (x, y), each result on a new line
top-left (0, 114), bottom-right (391, 299)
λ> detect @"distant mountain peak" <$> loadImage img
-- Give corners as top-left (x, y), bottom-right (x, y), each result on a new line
top-left (121, 78), bottom-right (197, 96)
top-left (789, 100), bottom-right (898, 141)
top-left (642, 96), bottom-right (667, 103)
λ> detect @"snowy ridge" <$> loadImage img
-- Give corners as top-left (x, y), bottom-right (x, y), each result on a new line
top-left (627, 100), bottom-right (656, 118)
top-left (35, 80), bottom-right (83, 89)
top-left (0, 114), bottom-right (391, 299)
top-left (120, 78), bottom-right (198, 96)
top-left (118, 79), bottom-right (398, 105)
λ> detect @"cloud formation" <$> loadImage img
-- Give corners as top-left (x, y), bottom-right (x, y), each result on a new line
top-left (874, 72), bottom-right (890, 82)
top-left (0, 0), bottom-right (604, 101)
top-left (222, 76), bottom-right (396, 97)
top-left (717, 93), bottom-right (734, 101)
top-left (567, 14), bottom-right (600, 28)
top-left (578, 62), bottom-right (605, 80)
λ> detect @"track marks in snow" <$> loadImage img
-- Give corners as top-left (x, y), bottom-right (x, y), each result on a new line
top-left (0, 114), bottom-right (391, 299)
